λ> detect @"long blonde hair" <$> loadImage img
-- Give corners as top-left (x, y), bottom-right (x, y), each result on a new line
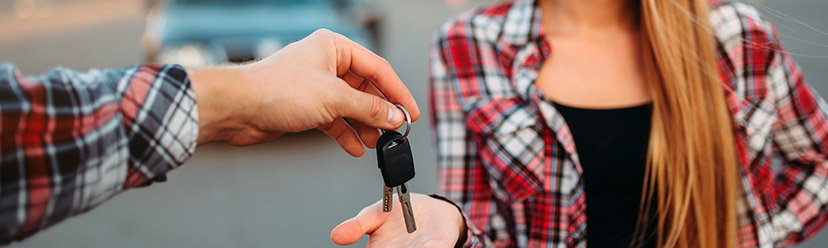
top-left (635, 0), bottom-right (740, 247)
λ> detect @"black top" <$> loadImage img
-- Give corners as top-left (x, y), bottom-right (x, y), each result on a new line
top-left (553, 102), bottom-right (656, 248)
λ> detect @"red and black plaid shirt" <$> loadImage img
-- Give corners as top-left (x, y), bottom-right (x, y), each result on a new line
top-left (0, 63), bottom-right (198, 243)
top-left (429, 1), bottom-right (828, 247)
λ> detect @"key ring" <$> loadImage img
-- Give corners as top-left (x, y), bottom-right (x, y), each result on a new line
top-left (394, 103), bottom-right (412, 140)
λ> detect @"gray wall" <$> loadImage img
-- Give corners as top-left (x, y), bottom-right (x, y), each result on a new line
top-left (2, 0), bottom-right (827, 247)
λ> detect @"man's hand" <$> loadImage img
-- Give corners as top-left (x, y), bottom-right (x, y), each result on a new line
top-left (189, 29), bottom-right (420, 156)
top-left (330, 193), bottom-right (466, 247)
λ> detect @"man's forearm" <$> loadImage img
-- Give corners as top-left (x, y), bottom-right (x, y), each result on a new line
top-left (0, 63), bottom-right (198, 243)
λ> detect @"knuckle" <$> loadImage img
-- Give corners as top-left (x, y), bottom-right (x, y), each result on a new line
top-left (312, 28), bottom-right (333, 37)
top-left (371, 58), bottom-right (391, 80)
top-left (378, 57), bottom-right (391, 69)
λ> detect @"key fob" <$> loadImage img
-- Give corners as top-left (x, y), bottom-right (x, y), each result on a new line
top-left (376, 131), bottom-right (415, 187)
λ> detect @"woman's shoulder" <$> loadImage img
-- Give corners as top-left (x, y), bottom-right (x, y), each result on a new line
top-left (709, 1), bottom-right (779, 49)
top-left (709, 1), bottom-right (785, 112)
top-left (709, 0), bottom-right (763, 18)
top-left (432, 1), bottom-right (515, 45)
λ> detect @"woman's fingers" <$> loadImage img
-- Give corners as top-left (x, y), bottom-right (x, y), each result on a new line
top-left (331, 202), bottom-right (385, 245)
top-left (331, 194), bottom-right (465, 247)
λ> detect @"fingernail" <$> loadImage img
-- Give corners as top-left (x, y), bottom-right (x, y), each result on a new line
top-left (388, 105), bottom-right (404, 125)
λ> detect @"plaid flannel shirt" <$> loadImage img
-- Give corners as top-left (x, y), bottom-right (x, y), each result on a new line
top-left (0, 63), bottom-right (198, 243)
top-left (429, 1), bottom-right (828, 247)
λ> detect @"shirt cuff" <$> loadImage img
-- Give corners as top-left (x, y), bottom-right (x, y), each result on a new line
top-left (123, 64), bottom-right (199, 188)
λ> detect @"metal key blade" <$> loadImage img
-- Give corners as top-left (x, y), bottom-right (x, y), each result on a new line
top-left (396, 183), bottom-right (417, 233)
top-left (382, 185), bottom-right (393, 212)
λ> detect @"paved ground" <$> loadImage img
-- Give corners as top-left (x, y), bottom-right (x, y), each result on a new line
top-left (2, 0), bottom-right (827, 247)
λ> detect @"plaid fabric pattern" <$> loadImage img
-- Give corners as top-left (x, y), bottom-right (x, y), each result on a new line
top-left (0, 63), bottom-right (198, 243)
top-left (429, 0), bottom-right (828, 247)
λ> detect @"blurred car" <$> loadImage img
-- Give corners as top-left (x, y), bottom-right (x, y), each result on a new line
top-left (142, 0), bottom-right (379, 66)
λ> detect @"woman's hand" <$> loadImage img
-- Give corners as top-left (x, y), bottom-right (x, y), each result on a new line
top-left (189, 29), bottom-right (420, 156)
top-left (331, 193), bottom-right (466, 247)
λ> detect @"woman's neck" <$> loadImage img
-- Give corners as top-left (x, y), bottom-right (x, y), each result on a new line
top-left (540, 0), bottom-right (638, 36)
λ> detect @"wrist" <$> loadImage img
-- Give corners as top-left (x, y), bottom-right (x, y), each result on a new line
top-left (428, 194), bottom-right (468, 247)
top-left (188, 66), bottom-right (251, 144)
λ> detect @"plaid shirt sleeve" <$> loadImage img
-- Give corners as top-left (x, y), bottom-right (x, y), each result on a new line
top-left (429, 23), bottom-right (491, 248)
top-left (0, 63), bottom-right (199, 244)
top-left (761, 19), bottom-right (828, 246)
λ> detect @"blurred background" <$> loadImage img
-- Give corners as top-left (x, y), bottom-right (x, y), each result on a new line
top-left (1, 0), bottom-right (827, 247)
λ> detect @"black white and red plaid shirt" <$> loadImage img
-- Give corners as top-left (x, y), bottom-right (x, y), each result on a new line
top-left (0, 63), bottom-right (198, 243)
top-left (429, 0), bottom-right (828, 247)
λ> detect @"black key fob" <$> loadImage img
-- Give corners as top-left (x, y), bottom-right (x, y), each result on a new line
top-left (376, 130), bottom-right (415, 187)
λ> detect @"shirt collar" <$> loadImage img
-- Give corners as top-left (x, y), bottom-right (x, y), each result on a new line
top-left (499, 0), bottom-right (543, 46)
top-left (497, 0), bottom-right (580, 162)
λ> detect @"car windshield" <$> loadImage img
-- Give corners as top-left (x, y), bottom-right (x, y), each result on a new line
top-left (176, 0), bottom-right (333, 5)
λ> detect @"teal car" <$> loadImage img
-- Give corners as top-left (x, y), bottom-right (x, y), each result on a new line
top-left (142, 0), bottom-right (378, 66)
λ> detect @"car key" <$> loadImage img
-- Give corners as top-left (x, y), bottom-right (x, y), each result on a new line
top-left (376, 103), bottom-right (416, 233)
top-left (382, 185), bottom-right (393, 212)
top-left (377, 130), bottom-right (417, 233)
top-left (396, 183), bottom-right (416, 233)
